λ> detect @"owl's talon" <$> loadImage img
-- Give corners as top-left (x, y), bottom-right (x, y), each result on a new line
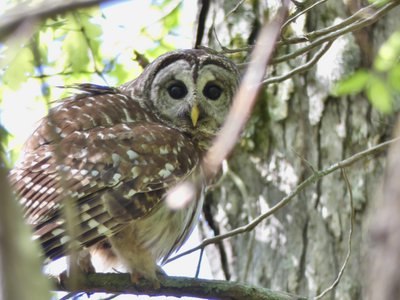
top-left (130, 272), bottom-right (160, 289)
top-left (58, 268), bottom-right (90, 290)
top-left (156, 266), bottom-right (167, 276)
top-left (77, 249), bottom-right (96, 273)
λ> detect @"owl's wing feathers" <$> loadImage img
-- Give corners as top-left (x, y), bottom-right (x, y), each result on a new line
top-left (9, 88), bottom-right (200, 259)
top-left (25, 84), bottom-right (153, 151)
top-left (11, 122), bottom-right (199, 259)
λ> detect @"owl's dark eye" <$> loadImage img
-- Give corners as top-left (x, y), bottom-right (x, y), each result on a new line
top-left (203, 83), bottom-right (223, 100)
top-left (167, 81), bottom-right (188, 99)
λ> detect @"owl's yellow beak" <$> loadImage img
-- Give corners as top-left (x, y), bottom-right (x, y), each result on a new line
top-left (191, 104), bottom-right (199, 127)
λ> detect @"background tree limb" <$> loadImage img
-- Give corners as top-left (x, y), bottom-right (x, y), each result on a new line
top-left (0, 0), bottom-right (114, 41)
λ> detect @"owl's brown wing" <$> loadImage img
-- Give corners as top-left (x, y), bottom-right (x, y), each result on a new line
top-left (9, 122), bottom-right (200, 260)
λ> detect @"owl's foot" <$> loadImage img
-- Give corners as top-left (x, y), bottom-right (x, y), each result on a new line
top-left (77, 248), bottom-right (96, 273)
top-left (130, 272), bottom-right (161, 289)
top-left (156, 265), bottom-right (167, 276)
top-left (58, 249), bottom-right (96, 288)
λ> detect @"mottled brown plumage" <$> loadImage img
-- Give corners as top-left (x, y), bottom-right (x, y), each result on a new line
top-left (9, 49), bottom-right (239, 285)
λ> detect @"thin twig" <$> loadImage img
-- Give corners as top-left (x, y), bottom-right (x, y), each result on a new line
top-left (314, 168), bottom-right (354, 299)
top-left (166, 137), bottom-right (398, 264)
top-left (195, 248), bottom-right (205, 278)
top-left (281, 0), bottom-right (328, 40)
top-left (285, 1), bottom-right (381, 44)
top-left (263, 41), bottom-right (333, 85)
top-left (101, 294), bottom-right (119, 300)
top-left (73, 12), bottom-right (108, 84)
top-left (59, 292), bottom-right (81, 300)
top-left (272, 0), bottom-right (399, 64)
top-left (211, 0), bottom-right (399, 59)
top-left (225, 0), bottom-right (246, 18)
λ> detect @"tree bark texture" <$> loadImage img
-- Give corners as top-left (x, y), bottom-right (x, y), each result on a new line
top-left (199, 2), bottom-right (400, 299)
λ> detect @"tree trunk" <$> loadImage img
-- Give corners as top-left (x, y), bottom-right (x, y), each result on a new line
top-left (200, 2), bottom-right (399, 299)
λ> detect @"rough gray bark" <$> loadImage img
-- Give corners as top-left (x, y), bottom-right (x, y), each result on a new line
top-left (366, 119), bottom-right (400, 300)
top-left (199, 1), bottom-right (400, 299)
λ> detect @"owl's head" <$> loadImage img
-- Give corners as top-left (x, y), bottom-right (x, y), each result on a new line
top-left (122, 49), bottom-right (239, 140)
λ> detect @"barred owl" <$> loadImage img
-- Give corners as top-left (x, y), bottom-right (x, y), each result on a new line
top-left (9, 49), bottom-right (239, 286)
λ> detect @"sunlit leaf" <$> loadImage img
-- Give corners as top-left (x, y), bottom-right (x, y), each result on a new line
top-left (366, 75), bottom-right (392, 113)
top-left (163, 4), bottom-right (180, 30)
top-left (109, 63), bottom-right (130, 84)
top-left (3, 47), bottom-right (34, 90)
top-left (333, 70), bottom-right (370, 96)
top-left (367, 0), bottom-right (390, 6)
top-left (0, 124), bottom-right (10, 166)
top-left (389, 64), bottom-right (400, 92)
top-left (62, 31), bottom-right (90, 72)
top-left (374, 31), bottom-right (400, 72)
top-left (83, 18), bottom-right (102, 39)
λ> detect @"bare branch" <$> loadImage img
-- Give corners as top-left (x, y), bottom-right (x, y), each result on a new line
top-left (272, 0), bottom-right (400, 64)
top-left (225, 0), bottom-right (246, 18)
top-left (54, 273), bottom-right (308, 300)
top-left (263, 41), bottom-right (333, 85)
top-left (314, 168), bottom-right (354, 299)
top-left (167, 137), bottom-right (398, 263)
top-left (280, 0), bottom-right (328, 41)
top-left (280, 0), bottom-right (392, 45)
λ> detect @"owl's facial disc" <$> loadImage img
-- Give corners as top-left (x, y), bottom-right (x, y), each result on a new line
top-left (150, 58), bottom-right (238, 137)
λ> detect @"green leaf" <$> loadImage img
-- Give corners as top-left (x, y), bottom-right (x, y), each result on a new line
top-left (389, 64), bottom-right (400, 92)
top-left (367, 0), bottom-right (389, 6)
top-left (333, 70), bottom-right (370, 96)
top-left (374, 31), bottom-right (400, 72)
top-left (62, 31), bottom-right (90, 72)
top-left (366, 75), bottom-right (392, 113)
top-left (3, 47), bottom-right (34, 90)
top-left (109, 63), bottom-right (130, 84)
top-left (83, 19), bottom-right (102, 39)
top-left (163, 4), bottom-right (180, 31)
top-left (0, 125), bottom-right (10, 167)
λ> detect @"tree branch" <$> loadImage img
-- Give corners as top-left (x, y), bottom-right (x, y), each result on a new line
top-left (314, 168), bottom-right (354, 299)
top-left (280, 0), bottom-right (328, 41)
top-left (263, 41), bottom-right (333, 85)
top-left (272, 0), bottom-right (400, 64)
top-left (0, 0), bottom-right (115, 41)
top-left (53, 273), bottom-right (308, 300)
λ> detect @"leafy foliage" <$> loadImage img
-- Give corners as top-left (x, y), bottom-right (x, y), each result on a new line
top-left (0, 1), bottom-right (184, 166)
top-left (334, 30), bottom-right (400, 113)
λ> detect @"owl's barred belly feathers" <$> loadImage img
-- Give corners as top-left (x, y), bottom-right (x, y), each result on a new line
top-left (107, 194), bottom-right (203, 281)
top-left (9, 49), bottom-right (239, 284)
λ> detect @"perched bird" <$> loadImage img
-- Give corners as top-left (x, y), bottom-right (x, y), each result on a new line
top-left (9, 49), bottom-right (239, 286)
